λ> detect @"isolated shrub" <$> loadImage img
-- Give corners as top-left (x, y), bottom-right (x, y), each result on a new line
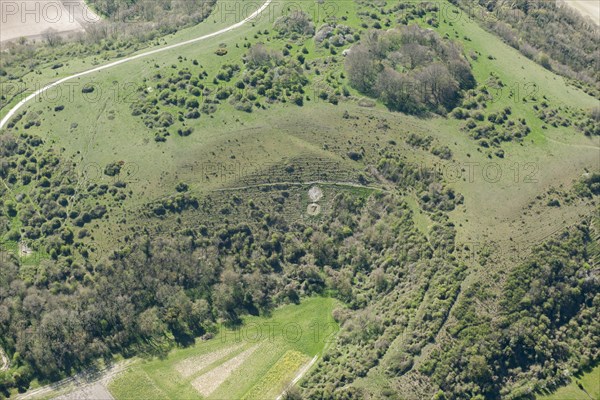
top-left (347, 151), bottom-right (362, 161)
top-left (158, 112), bottom-right (174, 127)
top-left (451, 108), bottom-right (468, 119)
top-left (104, 162), bottom-right (122, 177)
top-left (274, 11), bottom-right (315, 37)
top-left (539, 53), bottom-right (551, 70)
top-left (292, 95), bottom-right (304, 106)
top-left (185, 109), bottom-right (200, 119)
top-left (177, 127), bottom-right (194, 136)
top-left (431, 146), bottom-right (452, 160)
top-left (216, 88), bottom-right (232, 100)
top-left (186, 98), bottom-right (199, 108)
top-left (176, 182), bottom-right (189, 192)
top-left (233, 101), bottom-right (253, 113)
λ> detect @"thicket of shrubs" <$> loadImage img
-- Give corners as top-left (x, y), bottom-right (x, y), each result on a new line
top-left (273, 11), bottom-right (315, 39)
top-left (130, 42), bottom-right (310, 141)
top-left (315, 23), bottom-right (357, 48)
top-left (423, 221), bottom-right (599, 399)
top-left (450, 75), bottom-right (534, 151)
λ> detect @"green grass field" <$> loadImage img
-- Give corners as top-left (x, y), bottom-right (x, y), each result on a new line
top-left (108, 297), bottom-right (338, 400)
top-left (539, 365), bottom-right (600, 400)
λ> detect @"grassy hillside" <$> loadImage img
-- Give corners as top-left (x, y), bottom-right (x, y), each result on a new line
top-left (0, 0), bottom-right (597, 398)
top-left (538, 365), bottom-right (600, 400)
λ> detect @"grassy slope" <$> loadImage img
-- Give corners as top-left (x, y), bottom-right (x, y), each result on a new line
top-left (2, 0), bottom-right (598, 397)
top-left (538, 365), bottom-right (600, 400)
top-left (9, 0), bottom-right (597, 233)
top-left (108, 297), bottom-right (338, 400)
top-left (0, 0), bottom-right (272, 121)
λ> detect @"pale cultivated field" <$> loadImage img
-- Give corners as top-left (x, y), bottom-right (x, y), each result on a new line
top-left (191, 345), bottom-right (259, 397)
top-left (0, 0), bottom-right (99, 44)
top-left (562, 0), bottom-right (600, 25)
top-left (175, 343), bottom-right (244, 378)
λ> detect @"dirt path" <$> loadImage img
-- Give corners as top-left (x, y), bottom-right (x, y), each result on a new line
top-left (543, 135), bottom-right (600, 151)
top-left (275, 356), bottom-right (318, 400)
top-left (0, 0), bottom-right (274, 130)
top-left (53, 382), bottom-right (114, 400)
top-left (215, 180), bottom-right (388, 193)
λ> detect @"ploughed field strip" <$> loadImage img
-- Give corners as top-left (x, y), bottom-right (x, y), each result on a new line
top-left (175, 342), bottom-right (244, 379)
top-left (191, 345), bottom-right (259, 397)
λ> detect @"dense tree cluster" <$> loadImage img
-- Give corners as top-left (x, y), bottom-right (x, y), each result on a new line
top-left (345, 25), bottom-right (475, 115)
top-left (422, 220), bottom-right (599, 399)
top-left (300, 169), bottom-right (600, 399)
top-left (0, 182), bottom-right (444, 393)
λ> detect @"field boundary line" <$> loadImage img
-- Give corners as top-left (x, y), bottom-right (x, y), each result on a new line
top-left (214, 181), bottom-right (388, 193)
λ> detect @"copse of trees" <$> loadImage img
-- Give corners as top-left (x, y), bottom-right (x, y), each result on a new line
top-left (345, 25), bottom-right (475, 115)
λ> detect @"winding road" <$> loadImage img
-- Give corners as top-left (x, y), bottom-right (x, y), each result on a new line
top-left (0, 0), bottom-right (273, 130)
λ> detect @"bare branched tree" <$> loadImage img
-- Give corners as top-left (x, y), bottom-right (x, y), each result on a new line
top-left (42, 28), bottom-right (61, 47)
